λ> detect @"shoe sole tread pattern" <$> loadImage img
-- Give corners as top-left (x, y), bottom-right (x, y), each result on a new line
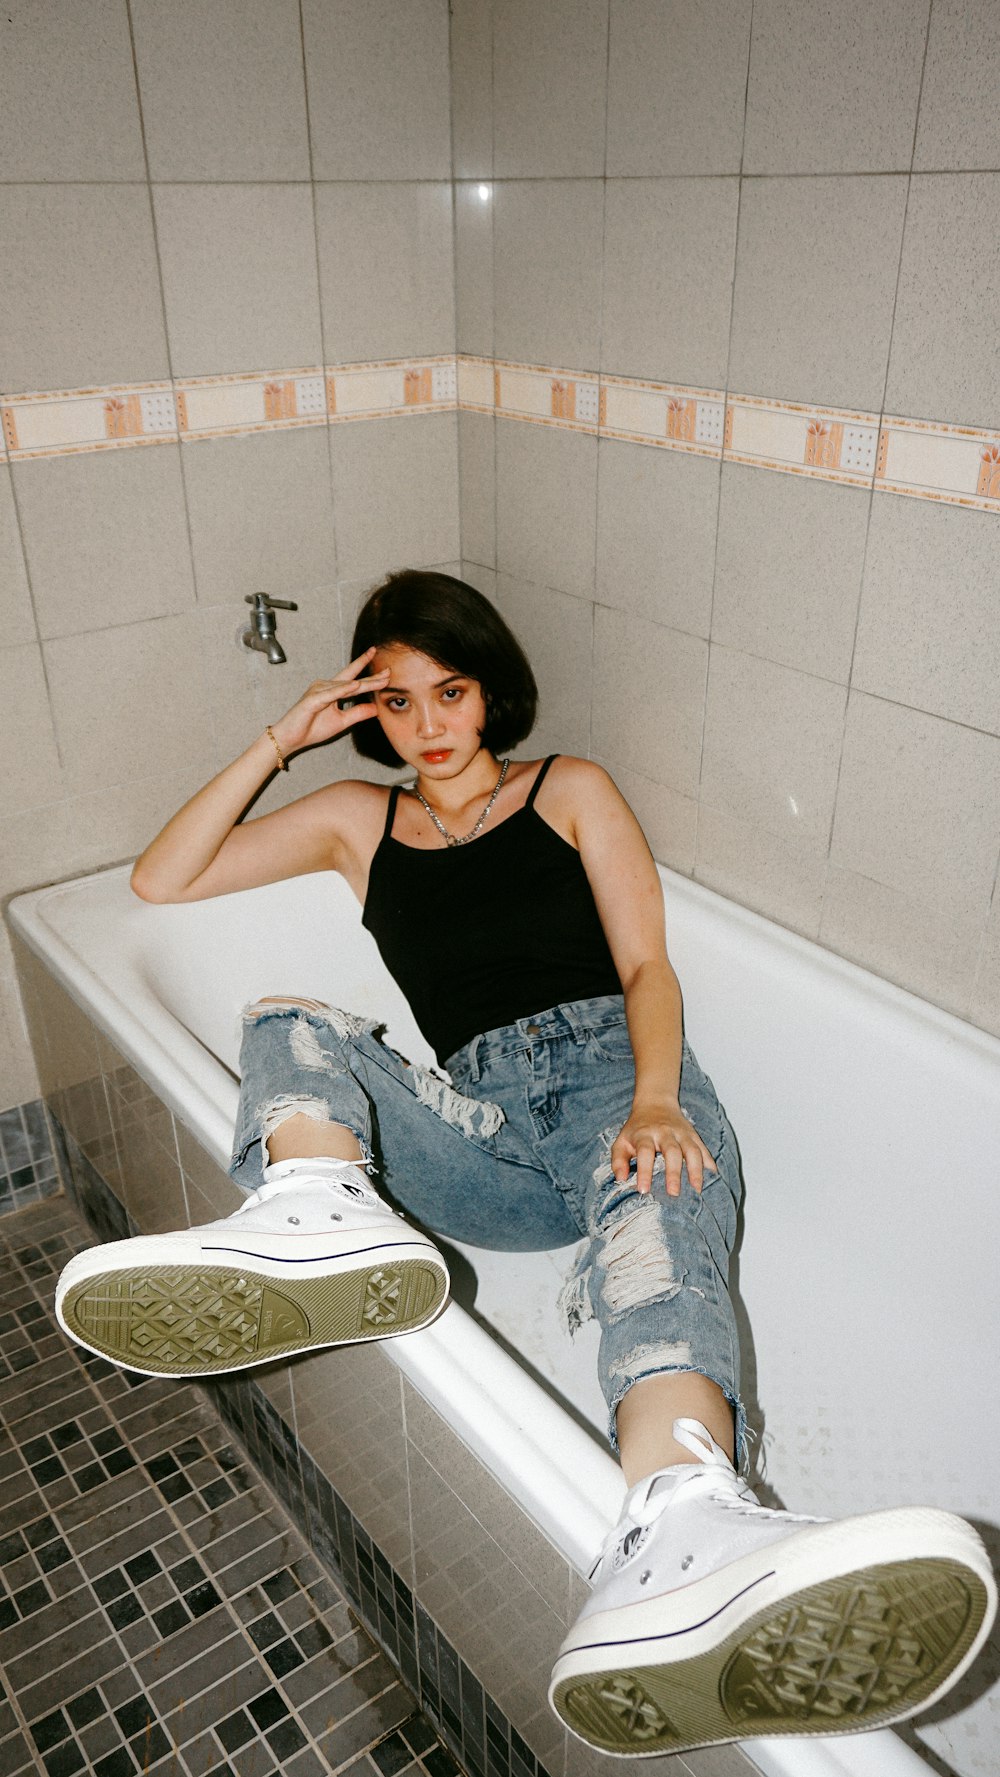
top-left (551, 1558), bottom-right (990, 1757)
top-left (59, 1260), bottom-right (447, 1375)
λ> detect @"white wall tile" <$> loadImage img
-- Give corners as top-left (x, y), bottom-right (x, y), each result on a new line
top-left (914, 0), bottom-right (1000, 171)
top-left (819, 865), bottom-right (985, 1019)
top-left (0, 468), bottom-right (36, 649)
top-left (44, 616), bottom-right (219, 794)
top-left (132, 0), bottom-right (310, 180)
top-left (494, 180), bottom-right (604, 370)
top-left (830, 692), bottom-right (1000, 923)
top-left (153, 185), bottom-right (322, 378)
top-left (315, 183), bottom-right (454, 363)
top-left (701, 645), bottom-right (847, 851)
top-left (0, 646), bottom-right (62, 818)
top-left (495, 420), bottom-right (597, 600)
top-left (182, 427), bottom-right (337, 609)
top-left (455, 183), bottom-right (495, 358)
top-left (712, 463), bottom-right (868, 683)
top-left (884, 174), bottom-right (1000, 430)
top-left (0, 0), bottom-right (145, 182)
top-left (601, 179), bottom-right (739, 387)
top-left (728, 176), bottom-right (908, 411)
top-left (591, 605), bottom-right (708, 798)
top-left (0, 186), bottom-right (169, 394)
top-left (0, 768), bottom-right (197, 899)
top-left (301, 0), bottom-right (451, 181)
top-left (607, 0), bottom-right (752, 176)
top-left (450, 0), bottom-right (494, 180)
top-left (595, 438), bottom-right (719, 638)
top-left (695, 803), bottom-right (827, 939)
top-left (493, 0), bottom-right (608, 178)
top-left (492, 573), bottom-right (593, 757)
top-left (743, 0), bottom-right (929, 173)
top-left (16, 445), bottom-right (195, 639)
top-left (458, 413), bottom-right (497, 570)
top-left (328, 413), bottom-right (460, 584)
top-left (854, 495), bottom-right (1000, 736)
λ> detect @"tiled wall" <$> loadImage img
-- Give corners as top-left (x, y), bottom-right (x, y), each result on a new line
top-left (5, 0), bottom-right (1000, 1120)
top-left (452, 0), bottom-right (1000, 1041)
top-left (9, 927), bottom-right (763, 1777)
top-left (0, 0), bottom-right (460, 1111)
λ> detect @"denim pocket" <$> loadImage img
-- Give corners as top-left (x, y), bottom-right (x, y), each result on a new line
top-left (585, 1021), bottom-right (635, 1067)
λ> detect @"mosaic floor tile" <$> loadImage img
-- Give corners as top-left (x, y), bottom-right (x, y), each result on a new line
top-left (0, 1198), bottom-right (466, 1777)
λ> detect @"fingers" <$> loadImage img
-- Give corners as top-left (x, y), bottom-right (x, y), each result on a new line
top-left (611, 1125), bottom-right (718, 1198)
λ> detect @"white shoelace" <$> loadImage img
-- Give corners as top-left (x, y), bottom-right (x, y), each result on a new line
top-left (596, 1417), bottom-right (819, 1578)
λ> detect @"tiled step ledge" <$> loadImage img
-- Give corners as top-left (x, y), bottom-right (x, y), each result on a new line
top-left (49, 1113), bottom-right (553, 1777)
top-left (2, 356), bottom-right (998, 515)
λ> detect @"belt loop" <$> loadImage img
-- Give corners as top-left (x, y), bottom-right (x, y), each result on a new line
top-left (467, 1035), bottom-right (483, 1083)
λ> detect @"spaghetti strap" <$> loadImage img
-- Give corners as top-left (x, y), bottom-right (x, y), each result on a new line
top-left (525, 754), bottom-right (558, 810)
top-left (382, 784), bottom-right (402, 841)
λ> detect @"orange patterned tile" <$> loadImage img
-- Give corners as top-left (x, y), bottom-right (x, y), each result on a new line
top-left (104, 394), bottom-right (144, 440)
top-left (666, 397), bottom-right (698, 443)
top-left (405, 367), bottom-right (434, 405)
top-left (976, 446), bottom-right (1000, 501)
top-left (804, 419), bottom-right (843, 470)
top-left (263, 379), bottom-right (297, 421)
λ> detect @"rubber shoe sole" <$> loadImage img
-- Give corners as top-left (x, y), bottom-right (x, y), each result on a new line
top-left (57, 1252), bottom-right (448, 1376)
top-left (551, 1527), bottom-right (996, 1758)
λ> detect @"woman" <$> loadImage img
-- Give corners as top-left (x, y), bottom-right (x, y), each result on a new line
top-left (56, 571), bottom-right (994, 1759)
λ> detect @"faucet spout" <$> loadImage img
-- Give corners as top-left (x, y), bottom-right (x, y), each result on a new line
top-left (242, 592), bottom-right (297, 665)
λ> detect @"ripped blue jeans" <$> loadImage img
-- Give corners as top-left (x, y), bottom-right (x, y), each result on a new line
top-left (230, 993), bottom-right (746, 1458)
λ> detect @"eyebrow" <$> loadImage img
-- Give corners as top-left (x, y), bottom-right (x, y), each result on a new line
top-left (378, 672), bottom-right (468, 694)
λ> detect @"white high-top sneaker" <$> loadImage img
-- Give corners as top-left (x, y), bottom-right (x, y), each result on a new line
top-left (55, 1158), bottom-right (449, 1377)
top-left (550, 1418), bottom-right (996, 1758)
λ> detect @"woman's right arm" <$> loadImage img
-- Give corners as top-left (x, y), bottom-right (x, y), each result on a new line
top-left (131, 649), bottom-right (389, 904)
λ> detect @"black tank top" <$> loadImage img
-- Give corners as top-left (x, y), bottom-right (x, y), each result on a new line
top-left (362, 757), bottom-right (622, 1065)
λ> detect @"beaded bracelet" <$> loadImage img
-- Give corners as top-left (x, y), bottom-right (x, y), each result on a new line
top-left (264, 725), bottom-right (287, 771)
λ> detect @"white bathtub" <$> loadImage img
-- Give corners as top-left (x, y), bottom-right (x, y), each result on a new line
top-left (9, 863), bottom-right (999, 1777)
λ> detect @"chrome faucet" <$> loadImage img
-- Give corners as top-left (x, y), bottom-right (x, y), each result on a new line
top-left (242, 592), bottom-right (298, 664)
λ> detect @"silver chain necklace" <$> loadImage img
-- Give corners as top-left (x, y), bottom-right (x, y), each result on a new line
top-left (409, 758), bottom-right (509, 847)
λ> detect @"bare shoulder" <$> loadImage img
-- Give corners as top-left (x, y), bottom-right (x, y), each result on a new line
top-left (544, 755), bottom-right (618, 794)
top-left (310, 776), bottom-right (392, 843)
top-left (535, 756), bottom-right (636, 845)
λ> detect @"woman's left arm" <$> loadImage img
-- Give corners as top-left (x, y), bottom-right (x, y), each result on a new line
top-left (562, 760), bottom-right (717, 1198)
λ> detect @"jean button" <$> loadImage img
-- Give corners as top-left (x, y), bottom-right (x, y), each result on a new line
top-left (525, 1021), bottom-right (541, 1036)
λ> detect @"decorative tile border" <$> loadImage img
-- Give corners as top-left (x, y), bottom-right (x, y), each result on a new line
top-left (724, 392), bottom-right (881, 487)
top-left (2, 381), bottom-right (178, 459)
top-left (600, 371), bottom-right (726, 458)
top-left (493, 358), bottom-right (601, 434)
top-left (3, 356), bottom-right (1000, 514)
top-left (876, 413), bottom-right (1000, 512)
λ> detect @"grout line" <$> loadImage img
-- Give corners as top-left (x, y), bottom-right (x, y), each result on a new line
top-left (298, 0), bottom-right (345, 612)
top-left (815, 0), bottom-right (940, 915)
top-left (692, 0), bottom-right (757, 885)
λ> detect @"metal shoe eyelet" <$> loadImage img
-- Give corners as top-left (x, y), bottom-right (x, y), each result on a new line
top-left (680, 1554), bottom-right (693, 1570)
top-left (287, 1215), bottom-right (300, 1225)
top-left (639, 1569), bottom-right (652, 1585)
top-left (330, 1213), bottom-right (342, 1222)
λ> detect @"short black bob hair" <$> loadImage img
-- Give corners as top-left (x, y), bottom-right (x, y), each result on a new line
top-left (350, 569), bottom-right (537, 769)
